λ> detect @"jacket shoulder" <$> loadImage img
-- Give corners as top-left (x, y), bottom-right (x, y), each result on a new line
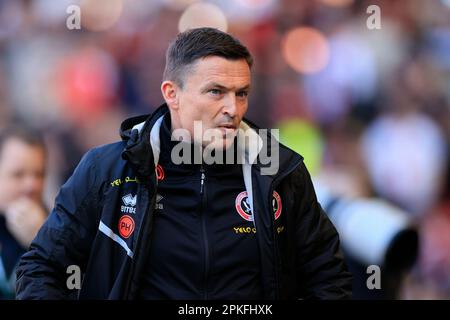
top-left (86, 141), bottom-right (128, 168)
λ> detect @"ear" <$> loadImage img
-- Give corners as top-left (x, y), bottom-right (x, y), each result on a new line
top-left (161, 81), bottom-right (180, 110)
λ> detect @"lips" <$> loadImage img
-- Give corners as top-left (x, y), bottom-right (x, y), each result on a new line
top-left (217, 124), bottom-right (237, 129)
top-left (216, 124), bottom-right (237, 138)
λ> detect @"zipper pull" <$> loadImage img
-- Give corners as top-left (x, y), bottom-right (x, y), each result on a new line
top-left (200, 167), bottom-right (205, 194)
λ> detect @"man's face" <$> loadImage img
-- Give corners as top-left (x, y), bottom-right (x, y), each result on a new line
top-left (0, 138), bottom-right (45, 212)
top-left (169, 56), bottom-right (251, 150)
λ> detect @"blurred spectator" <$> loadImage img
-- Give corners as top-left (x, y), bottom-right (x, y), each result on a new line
top-left (0, 126), bottom-right (47, 299)
top-left (361, 101), bottom-right (447, 217)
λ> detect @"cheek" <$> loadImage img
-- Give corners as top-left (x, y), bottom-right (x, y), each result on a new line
top-left (0, 166), bottom-right (33, 205)
top-left (0, 176), bottom-right (21, 201)
top-left (179, 94), bottom-right (203, 118)
top-left (179, 106), bottom-right (200, 132)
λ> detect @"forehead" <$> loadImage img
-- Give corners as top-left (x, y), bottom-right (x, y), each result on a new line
top-left (187, 56), bottom-right (251, 87)
top-left (0, 138), bottom-right (45, 167)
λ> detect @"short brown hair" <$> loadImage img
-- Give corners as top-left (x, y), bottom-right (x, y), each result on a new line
top-left (0, 125), bottom-right (45, 159)
top-left (163, 27), bottom-right (253, 88)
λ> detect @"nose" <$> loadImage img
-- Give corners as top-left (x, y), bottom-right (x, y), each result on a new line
top-left (222, 93), bottom-right (237, 118)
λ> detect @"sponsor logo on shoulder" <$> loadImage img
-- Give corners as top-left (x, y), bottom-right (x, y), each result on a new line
top-left (118, 215), bottom-right (135, 238)
top-left (122, 194), bottom-right (137, 206)
top-left (121, 193), bottom-right (137, 214)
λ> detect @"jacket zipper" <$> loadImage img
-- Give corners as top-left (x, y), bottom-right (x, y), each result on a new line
top-left (199, 165), bottom-right (209, 299)
top-left (269, 160), bottom-right (302, 299)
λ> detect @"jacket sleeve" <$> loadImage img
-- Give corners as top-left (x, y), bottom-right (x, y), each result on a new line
top-left (293, 163), bottom-right (352, 299)
top-left (16, 149), bottom-right (101, 299)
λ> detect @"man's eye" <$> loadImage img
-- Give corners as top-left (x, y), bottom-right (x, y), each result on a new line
top-left (237, 91), bottom-right (248, 98)
top-left (209, 89), bottom-right (222, 95)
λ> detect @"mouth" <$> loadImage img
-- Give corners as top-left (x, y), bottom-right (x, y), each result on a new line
top-left (216, 124), bottom-right (237, 139)
top-left (217, 124), bottom-right (237, 130)
top-left (217, 124), bottom-right (237, 135)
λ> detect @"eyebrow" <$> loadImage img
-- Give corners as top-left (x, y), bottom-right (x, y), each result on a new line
top-left (201, 82), bottom-right (251, 92)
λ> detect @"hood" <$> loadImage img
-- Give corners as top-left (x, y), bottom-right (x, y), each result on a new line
top-left (120, 105), bottom-right (168, 142)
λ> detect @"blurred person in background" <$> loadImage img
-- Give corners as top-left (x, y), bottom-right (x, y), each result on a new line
top-left (0, 126), bottom-right (47, 299)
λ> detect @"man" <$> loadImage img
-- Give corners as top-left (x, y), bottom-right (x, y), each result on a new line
top-left (16, 28), bottom-right (352, 299)
top-left (0, 127), bottom-right (47, 298)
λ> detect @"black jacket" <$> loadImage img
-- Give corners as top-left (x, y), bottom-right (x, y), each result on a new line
top-left (16, 104), bottom-right (352, 299)
top-left (137, 115), bottom-right (264, 299)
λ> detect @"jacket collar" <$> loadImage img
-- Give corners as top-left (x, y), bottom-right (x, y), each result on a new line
top-left (120, 103), bottom-right (303, 186)
top-left (120, 104), bottom-right (168, 185)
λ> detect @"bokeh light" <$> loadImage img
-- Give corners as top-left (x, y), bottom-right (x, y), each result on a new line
top-left (178, 2), bottom-right (228, 32)
top-left (219, 0), bottom-right (277, 28)
top-left (281, 27), bottom-right (330, 74)
top-left (120, 0), bottom-right (162, 23)
top-left (56, 47), bottom-right (119, 123)
top-left (318, 0), bottom-right (354, 7)
top-left (235, 0), bottom-right (275, 9)
top-left (32, 0), bottom-right (75, 26)
top-left (278, 119), bottom-right (324, 176)
top-left (163, 0), bottom-right (201, 11)
top-left (441, 0), bottom-right (450, 8)
top-left (81, 0), bottom-right (123, 31)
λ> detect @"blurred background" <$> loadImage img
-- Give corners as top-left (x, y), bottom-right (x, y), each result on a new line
top-left (0, 0), bottom-right (449, 299)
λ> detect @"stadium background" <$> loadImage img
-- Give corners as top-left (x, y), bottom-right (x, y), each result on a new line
top-left (0, 0), bottom-right (449, 299)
